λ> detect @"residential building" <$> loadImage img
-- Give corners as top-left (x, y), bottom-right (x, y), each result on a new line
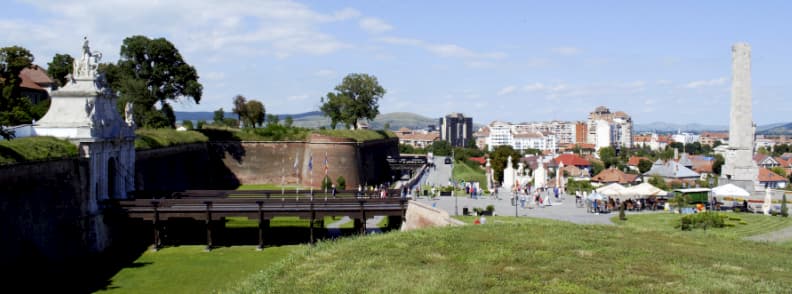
top-left (634, 133), bottom-right (670, 151)
top-left (575, 122), bottom-right (587, 143)
top-left (671, 132), bottom-right (700, 145)
top-left (758, 168), bottom-right (788, 189)
top-left (586, 106), bottom-right (633, 150)
top-left (483, 121), bottom-right (558, 152)
top-left (472, 126), bottom-right (490, 150)
top-left (20, 65), bottom-right (54, 104)
top-left (591, 167), bottom-right (640, 185)
top-left (439, 112), bottom-right (473, 147)
top-left (643, 159), bottom-right (700, 182)
top-left (395, 127), bottom-right (439, 149)
top-left (699, 132), bottom-right (728, 146)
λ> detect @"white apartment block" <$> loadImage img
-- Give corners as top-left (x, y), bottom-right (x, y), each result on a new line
top-left (586, 106), bottom-right (633, 150)
top-left (485, 121), bottom-right (558, 152)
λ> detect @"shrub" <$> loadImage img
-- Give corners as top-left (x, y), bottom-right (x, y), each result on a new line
top-left (182, 120), bottom-right (194, 130)
top-left (676, 212), bottom-right (727, 231)
top-left (781, 194), bottom-right (788, 218)
top-left (135, 128), bottom-right (208, 150)
top-left (336, 176), bottom-right (346, 190)
top-left (619, 202), bottom-right (627, 221)
top-left (321, 176), bottom-right (333, 191)
top-left (486, 205), bottom-right (495, 213)
top-left (0, 136), bottom-right (77, 165)
top-left (197, 120), bottom-right (206, 129)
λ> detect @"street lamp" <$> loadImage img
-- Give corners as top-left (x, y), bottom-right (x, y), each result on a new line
top-left (452, 150), bottom-right (457, 216)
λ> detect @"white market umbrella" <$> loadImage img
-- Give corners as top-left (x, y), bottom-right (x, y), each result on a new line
top-left (711, 183), bottom-right (750, 198)
top-left (595, 183), bottom-right (627, 197)
top-left (624, 182), bottom-right (666, 197)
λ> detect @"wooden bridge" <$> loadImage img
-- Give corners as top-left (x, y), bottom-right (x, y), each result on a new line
top-left (111, 189), bottom-right (409, 251)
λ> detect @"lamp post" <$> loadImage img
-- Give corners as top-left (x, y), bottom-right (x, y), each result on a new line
top-left (514, 189), bottom-right (518, 217)
top-left (452, 150), bottom-right (457, 216)
top-left (708, 176), bottom-right (714, 210)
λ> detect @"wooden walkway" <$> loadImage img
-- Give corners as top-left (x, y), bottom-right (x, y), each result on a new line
top-left (112, 190), bottom-right (409, 251)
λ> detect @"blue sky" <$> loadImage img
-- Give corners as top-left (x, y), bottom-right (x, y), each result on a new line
top-left (2, 0), bottom-right (789, 125)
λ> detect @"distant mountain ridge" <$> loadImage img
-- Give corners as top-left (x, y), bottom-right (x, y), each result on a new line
top-left (176, 111), bottom-right (789, 134)
top-left (635, 121), bottom-right (792, 135)
top-left (174, 111), bottom-right (440, 130)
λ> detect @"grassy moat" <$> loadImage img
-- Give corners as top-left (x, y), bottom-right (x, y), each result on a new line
top-left (98, 213), bottom-right (792, 293)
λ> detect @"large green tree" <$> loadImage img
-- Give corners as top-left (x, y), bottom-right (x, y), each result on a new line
top-left (320, 73), bottom-right (385, 129)
top-left (598, 146), bottom-right (618, 168)
top-left (490, 145), bottom-right (521, 184)
top-left (232, 95), bottom-right (247, 122)
top-left (47, 53), bottom-right (74, 88)
top-left (0, 46), bottom-right (35, 139)
top-left (244, 100), bottom-right (265, 128)
top-left (103, 35), bottom-right (202, 128)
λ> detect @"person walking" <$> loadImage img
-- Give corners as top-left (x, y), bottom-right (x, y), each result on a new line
top-left (331, 184), bottom-right (337, 198)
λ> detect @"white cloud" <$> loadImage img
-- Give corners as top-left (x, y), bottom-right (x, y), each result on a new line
top-left (314, 69), bottom-right (336, 77)
top-left (497, 85), bottom-right (517, 96)
top-left (377, 36), bottom-right (506, 60)
top-left (655, 80), bottom-right (673, 85)
top-left (359, 17), bottom-right (393, 34)
top-left (683, 77), bottom-right (727, 89)
top-left (523, 83), bottom-right (546, 92)
top-left (4, 0), bottom-right (362, 61)
top-left (551, 46), bottom-right (582, 56)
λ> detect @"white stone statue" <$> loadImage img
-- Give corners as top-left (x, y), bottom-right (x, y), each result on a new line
top-left (124, 102), bottom-right (135, 126)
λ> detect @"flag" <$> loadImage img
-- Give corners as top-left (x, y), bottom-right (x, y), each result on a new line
top-left (308, 153), bottom-right (313, 172)
top-left (324, 152), bottom-right (329, 176)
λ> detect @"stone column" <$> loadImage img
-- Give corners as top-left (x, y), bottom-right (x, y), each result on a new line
top-left (723, 43), bottom-right (759, 185)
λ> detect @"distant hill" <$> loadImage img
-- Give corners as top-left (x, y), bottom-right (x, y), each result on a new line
top-left (175, 111), bottom-right (439, 130)
top-left (635, 121), bottom-right (791, 135)
top-left (634, 122), bottom-right (727, 133)
top-left (757, 122), bottom-right (792, 135)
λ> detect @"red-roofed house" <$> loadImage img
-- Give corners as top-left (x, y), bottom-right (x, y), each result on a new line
top-left (758, 168), bottom-right (788, 189)
top-left (591, 167), bottom-right (639, 185)
top-left (554, 153), bottom-right (591, 169)
top-left (19, 65), bottom-right (54, 104)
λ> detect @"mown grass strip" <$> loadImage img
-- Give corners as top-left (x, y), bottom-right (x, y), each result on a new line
top-left (230, 215), bottom-right (792, 293)
top-left (0, 136), bottom-right (77, 165)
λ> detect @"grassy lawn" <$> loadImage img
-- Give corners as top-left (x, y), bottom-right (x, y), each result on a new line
top-left (225, 216), bottom-right (354, 229)
top-left (97, 245), bottom-right (300, 294)
top-left (236, 184), bottom-right (309, 190)
top-left (230, 216), bottom-right (792, 293)
top-left (612, 212), bottom-right (792, 239)
top-left (452, 160), bottom-right (487, 185)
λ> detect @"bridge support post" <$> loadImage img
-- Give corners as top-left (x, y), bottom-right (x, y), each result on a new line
top-left (204, 201), bottom-right (213, 252)
top-left (256, 201), bottom-right (266, 250)
top-left (309, 200), bottom-right (315, 245)
top-left (359, 200), bottom-right (367, 235)
top-left (152, 201), bottom-right (161, 251)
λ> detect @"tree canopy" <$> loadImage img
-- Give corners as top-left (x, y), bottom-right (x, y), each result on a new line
top-left (231, 95), bottom-right (265, 128)
top-left (103, 35), bottom-right (202, 128)
top-left (0, 46), bottom-right (35, 139)
top-left (47, 53), bottom-right (74, 88)
top-left (490, 145), bottom-right (521, 184)
top-left (320, 73), bottom-right (385, 129)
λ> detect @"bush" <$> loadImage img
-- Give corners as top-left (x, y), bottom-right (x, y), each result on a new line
top-left (135, 128), bottom-right (209, 150)
top-left (781, 194), bottom-right (788, 218)
top-left (336, 176), bottom-right (346, 190)
top-left (0, 136), bottom-right (77, 165)
top-left (619, 202), bottom-right (627, 221)
top-left (321, 176), bottom-right (333, 191)
top-left (197, 120), bottom-right (206, 129)
top-left (676, 212), bottom-right (727, 231)
top-left (486, 205), bottom-right (495, 213)
top-left (182, 120), bottom-right (194, 130)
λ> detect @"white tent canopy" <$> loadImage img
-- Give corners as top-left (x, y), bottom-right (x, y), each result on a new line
top-left (623, 182), bottom-right (667, 197)
top-left (595, 183), bottom-right (627, 197)
top-left (712, 183), bottom-right (750, 197)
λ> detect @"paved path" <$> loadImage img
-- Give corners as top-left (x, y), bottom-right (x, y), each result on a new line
top-left (416, 193), bottom-right (617, 225)
top-left (325, 216), bottom-right (385, 238)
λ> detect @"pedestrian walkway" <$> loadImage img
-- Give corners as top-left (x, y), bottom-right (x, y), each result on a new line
top-left (416, 193), bottom-right (615, 225)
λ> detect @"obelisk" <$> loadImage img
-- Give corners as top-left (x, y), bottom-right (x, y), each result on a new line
top-left (721, 43), bottom-right (758, 188)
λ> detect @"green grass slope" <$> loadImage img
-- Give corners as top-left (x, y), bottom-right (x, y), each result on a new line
top-left (230, 216), bottom-right (792, 293)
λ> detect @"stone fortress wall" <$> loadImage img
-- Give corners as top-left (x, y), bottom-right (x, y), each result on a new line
top-left (0, 137), bottom-right (398, 265)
